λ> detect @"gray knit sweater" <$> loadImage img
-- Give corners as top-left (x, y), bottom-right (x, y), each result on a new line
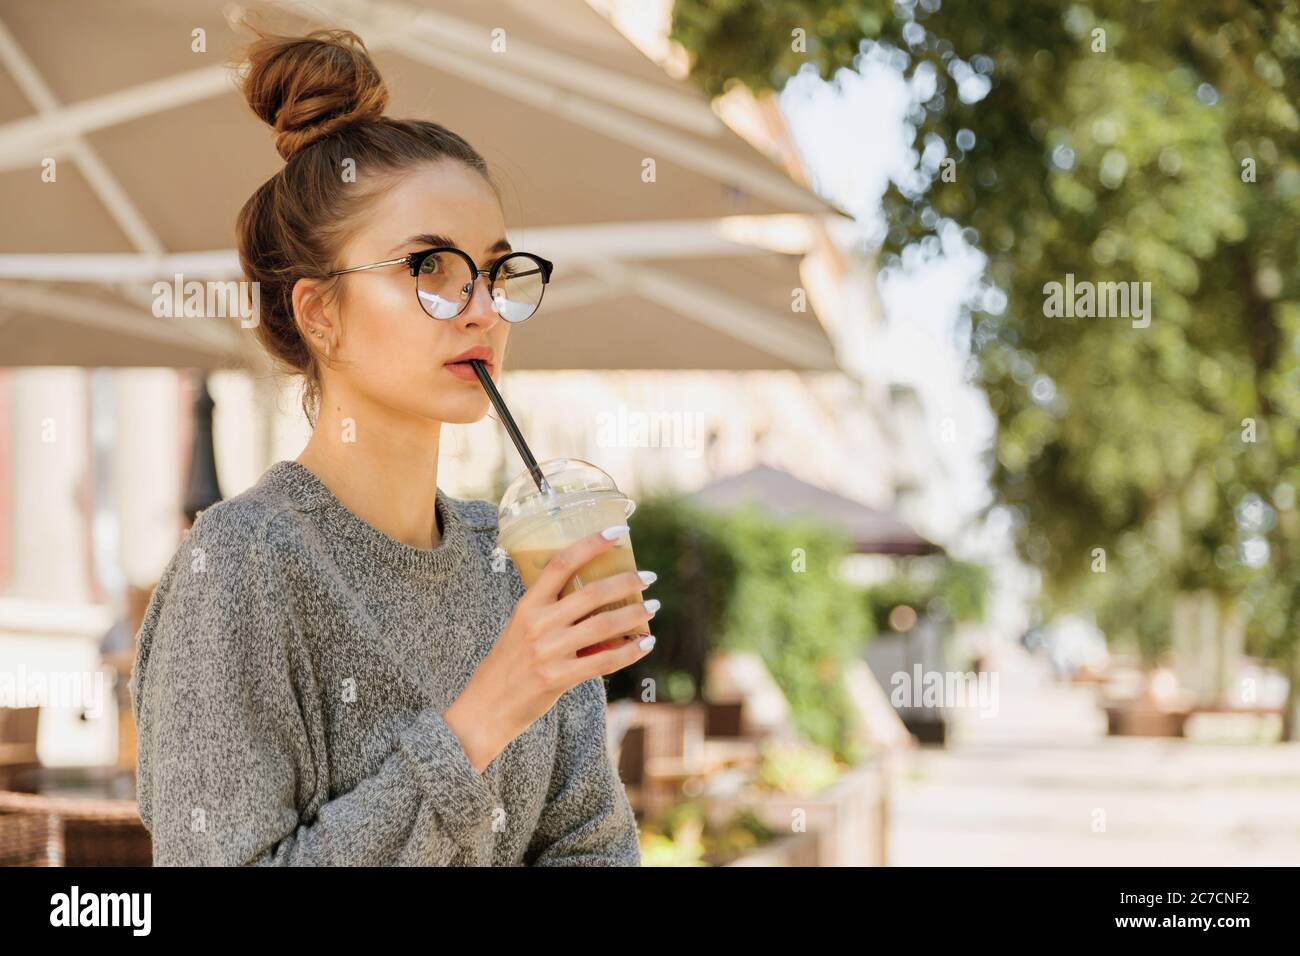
top-left (129, 459), bottom-right (641, 866)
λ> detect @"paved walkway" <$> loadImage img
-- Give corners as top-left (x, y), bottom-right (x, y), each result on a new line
top-left (887, 643), bottom-right (1300, 866)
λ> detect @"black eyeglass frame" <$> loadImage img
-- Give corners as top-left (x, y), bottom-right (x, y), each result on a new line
top-left (326, 247), bottom-right (555, 322)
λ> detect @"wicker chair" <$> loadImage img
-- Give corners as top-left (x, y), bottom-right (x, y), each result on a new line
top-left (0, 811), bottom-right (63, 866)
top-left (616, 702), bottom-right (708, 818)
top-left (0, 790), bottom-right (152, 866)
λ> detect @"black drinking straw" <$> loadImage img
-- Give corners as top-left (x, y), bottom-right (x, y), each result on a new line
top-left (469, 359), bottom-right (552, 497)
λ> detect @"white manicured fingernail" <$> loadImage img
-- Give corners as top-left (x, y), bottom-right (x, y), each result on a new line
top-left (643, 598), bottom-right (661, 614)
top-left (601, 524), bottom-right (629, 540)
top-left (638, 570), bottom-right (657, 586)
top-left (639, 635), bottom-right (656, 651)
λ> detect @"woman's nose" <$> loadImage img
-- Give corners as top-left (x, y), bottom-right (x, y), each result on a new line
top-left (456, 272), bottom-right (501, 331)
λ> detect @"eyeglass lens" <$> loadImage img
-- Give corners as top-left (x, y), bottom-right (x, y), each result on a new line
top-left (415, 252), bottom-right (545, 322)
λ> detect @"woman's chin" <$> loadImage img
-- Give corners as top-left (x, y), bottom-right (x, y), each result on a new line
top-left (430, 394), bottom-right (493, 425)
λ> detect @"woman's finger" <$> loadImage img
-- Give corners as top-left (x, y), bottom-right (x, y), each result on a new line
top-left (556, 632), bottom-right (656, 686)
top-left (544, 595), bottom-right (659, 659)
top-left (535, 568), bottom-right (652, 633)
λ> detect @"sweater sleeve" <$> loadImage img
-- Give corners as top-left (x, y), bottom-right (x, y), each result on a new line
top-left (523, 676), bottom-right (641, 866)
top-left (130, 508), bottom-right (502, 866)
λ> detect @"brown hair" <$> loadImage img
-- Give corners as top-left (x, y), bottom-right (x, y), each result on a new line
top-left (234, 28), bottom-right (496, 424)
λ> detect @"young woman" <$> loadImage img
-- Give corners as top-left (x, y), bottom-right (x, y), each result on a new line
top-left (130, 29), bottom-right (657, 866)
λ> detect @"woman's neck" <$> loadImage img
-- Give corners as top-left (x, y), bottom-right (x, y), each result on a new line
top-left (296, 395), bottom-right (444, 550)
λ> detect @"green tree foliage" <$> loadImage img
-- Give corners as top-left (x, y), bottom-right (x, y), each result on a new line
top-left (671, 0), bottom-right (1300, 728)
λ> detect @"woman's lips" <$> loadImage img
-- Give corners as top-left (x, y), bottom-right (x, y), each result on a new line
top-left (444, 360), bottom-right (492, 381)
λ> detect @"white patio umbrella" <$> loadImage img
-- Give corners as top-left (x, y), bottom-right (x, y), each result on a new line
top-left (0, 0), bottom-right (846, 370)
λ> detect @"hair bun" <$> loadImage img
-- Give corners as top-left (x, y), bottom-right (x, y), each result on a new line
top-left (240, 28), bottom-right (388, 161)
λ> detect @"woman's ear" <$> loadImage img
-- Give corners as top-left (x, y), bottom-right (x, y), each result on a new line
top-left (292, 277), bottom-right (337, 361)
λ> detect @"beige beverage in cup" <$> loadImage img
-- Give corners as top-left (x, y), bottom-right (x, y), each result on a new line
top-left (497, 459), bottom-right (647, 657)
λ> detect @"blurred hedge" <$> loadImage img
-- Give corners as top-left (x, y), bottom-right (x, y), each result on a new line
top-left (609, 491), bottom-right (872, 762)
top-left (862, 558), bottom-right (990, 632)
top-left (605, 492), bottom-right (739, 701)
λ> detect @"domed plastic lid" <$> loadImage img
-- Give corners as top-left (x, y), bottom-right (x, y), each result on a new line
top-left (497, 457), bottom-right (630, 533)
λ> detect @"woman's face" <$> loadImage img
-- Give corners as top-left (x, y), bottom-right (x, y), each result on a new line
top-left (302, 159), bottom-right (513, 426)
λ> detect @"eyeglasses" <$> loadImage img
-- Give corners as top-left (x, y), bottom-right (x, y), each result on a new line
top-left (327, 247), bottom-right (554, 323)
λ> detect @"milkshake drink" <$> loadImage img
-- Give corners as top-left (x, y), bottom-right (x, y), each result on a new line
top-left (497, 459), bottom-right (646, 657)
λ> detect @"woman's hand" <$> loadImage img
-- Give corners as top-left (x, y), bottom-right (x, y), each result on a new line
top-left (444, 524), bottom-right (658, 773)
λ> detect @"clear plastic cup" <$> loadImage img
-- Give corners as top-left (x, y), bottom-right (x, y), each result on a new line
top-left (497, 458), bottom-right (646, 657)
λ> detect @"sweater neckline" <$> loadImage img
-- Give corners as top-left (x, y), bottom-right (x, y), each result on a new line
top-left (264, 459), bottom-right (469, 579)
